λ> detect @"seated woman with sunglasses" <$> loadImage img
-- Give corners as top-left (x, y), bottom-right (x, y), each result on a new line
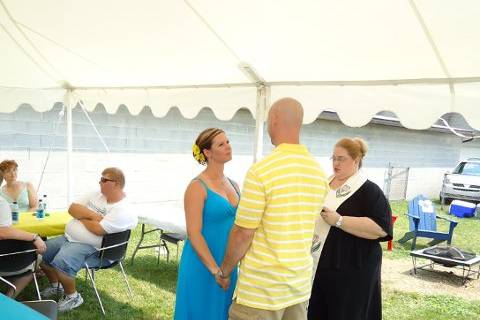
top-left (308, 138), bottom-right (393, 320)
top-left (40, 167), bottom-right (137, 313)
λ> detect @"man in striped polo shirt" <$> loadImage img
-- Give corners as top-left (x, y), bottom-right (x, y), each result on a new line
top-left (216, 97), bottom-right (329, 320)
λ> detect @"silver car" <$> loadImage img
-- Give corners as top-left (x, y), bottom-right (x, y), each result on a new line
top-left (440, 158), bottom-right (480, 203)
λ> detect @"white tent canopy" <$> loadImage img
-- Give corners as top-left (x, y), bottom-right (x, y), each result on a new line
top-left (1, 0), bottom-right (479, 129)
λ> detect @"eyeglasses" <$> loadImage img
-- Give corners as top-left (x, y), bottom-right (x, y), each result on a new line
top-left (330, 155), bottom-right (350, 163)
top-left (100, 177), bottom-right (115, 183)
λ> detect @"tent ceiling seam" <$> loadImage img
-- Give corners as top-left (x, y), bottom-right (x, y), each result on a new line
top-left (3, 78), bottom-right (480, 91)
top-left (409, 0), bottom-right (453, 94)
top-left (15, 20), bottom-right (109, 75)
top-left (183, 0), bottom-right (263, 84)
top-left (0, 85), bottom-right (66, 90)
top-left (184, 0), bottom-right (241, 62)
top-left (0, 0), bottom-right (64, 85)
top-left (68, 77), bottom-right (480, 90)
top-left (0, 19), bottom-right (59, 85)
top-left (269, 77), bottom-right (480, 86)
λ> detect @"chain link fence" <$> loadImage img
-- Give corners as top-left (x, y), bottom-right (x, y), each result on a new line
top-left (384, 164), bottom-right (410, 201)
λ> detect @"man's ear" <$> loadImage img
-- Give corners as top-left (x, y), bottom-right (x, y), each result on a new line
top-left (270, 112), bottom-right (279, 128)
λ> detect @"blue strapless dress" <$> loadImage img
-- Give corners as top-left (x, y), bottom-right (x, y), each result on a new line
top-left (174, 184), bottom-right (238, 320)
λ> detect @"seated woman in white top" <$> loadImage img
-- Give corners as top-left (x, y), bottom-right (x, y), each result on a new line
top-left (0, 160), bottom-right (38, 212)
top-left (0, 197), bottom-right (47, 297)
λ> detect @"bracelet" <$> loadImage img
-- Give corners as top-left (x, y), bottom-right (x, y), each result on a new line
top-left (335, 216), bottom-right (344, 228)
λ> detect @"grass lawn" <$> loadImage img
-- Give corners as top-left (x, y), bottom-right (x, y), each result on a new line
top-left (383, 288), bottom-right (480, 320)
top-left (382, 200), bottom-right (480, 319)
top-left (14, 225), bottom-right (179, 320)
top-left (8, 200), bottom-right (480, 319)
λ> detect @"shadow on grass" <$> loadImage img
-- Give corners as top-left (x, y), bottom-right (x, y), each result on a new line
top-left (386, 240), bottom-right (435, 259)
top-left (396, 240), bottom-right (433, 252)
top-left (401, 263), bottom-right (476, 288)
top-left (13, 276), bottom-right (149, 320)
top-left (125, 254), bottom-right (178, 294)
top-left (456, 215), bottom-right (480, 221)
top-left (60, 284), bottom-right (148, 320)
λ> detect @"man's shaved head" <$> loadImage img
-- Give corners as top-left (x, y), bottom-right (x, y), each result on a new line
top-left (269, 97), bottom-right (304, 128)
top-left (267, 97), bottom-right (304, 146)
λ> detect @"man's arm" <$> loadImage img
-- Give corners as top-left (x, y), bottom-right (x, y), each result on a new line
top-left (68, 203), bottom-right (102, 221)
top-left (79, 219), bottom-right (106, 236)
top-left (221, 224), bottom-right (256, 277)
top-left (216, 167), bottom-right (264, 289)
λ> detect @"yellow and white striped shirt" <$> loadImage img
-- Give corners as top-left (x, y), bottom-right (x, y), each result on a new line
top-left (234, 143), bottom-right (329, 310)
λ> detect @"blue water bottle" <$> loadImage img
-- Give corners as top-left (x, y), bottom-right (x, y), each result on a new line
top-left (11, 201), bottom-right (19, 224)
top-left (36, 199), bottom-right (45, 219)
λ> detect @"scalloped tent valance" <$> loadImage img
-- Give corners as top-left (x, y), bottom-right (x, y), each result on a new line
top-left (1, 82), bottom-right (479, 130)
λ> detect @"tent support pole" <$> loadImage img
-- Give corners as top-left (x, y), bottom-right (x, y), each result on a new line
top-left (253, 85), bottom-right (268, 163)
top-left (65, 90), bottom-right (73, 206)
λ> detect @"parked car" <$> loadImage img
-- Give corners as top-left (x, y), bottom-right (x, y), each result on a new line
top-left (440, 158), bottom-right (480, 204)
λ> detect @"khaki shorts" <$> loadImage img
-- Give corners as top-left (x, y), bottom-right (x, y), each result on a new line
top-left (229, 300), bottom-right (307, 320)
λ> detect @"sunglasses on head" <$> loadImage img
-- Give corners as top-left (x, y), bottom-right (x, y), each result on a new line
top-left (100, 177), bottom-right (115, 183)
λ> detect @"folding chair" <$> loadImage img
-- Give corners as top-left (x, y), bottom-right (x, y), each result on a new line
top-left (83, 230), bottom-right (133, 316)
top-left (23, 300), bottom-right (57, 320)
top-left (0, 239), bottom-right (40, 300)
top-left (131, 225), bottom-right (185, 265)
top-left (160, 231), bottom-right (185, 263)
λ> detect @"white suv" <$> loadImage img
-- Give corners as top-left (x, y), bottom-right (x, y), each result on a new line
top-left (440, 158), bottom-right (480, 203)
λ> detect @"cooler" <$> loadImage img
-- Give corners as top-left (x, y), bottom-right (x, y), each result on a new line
top-left (449, 200), bottom-right (476, 218)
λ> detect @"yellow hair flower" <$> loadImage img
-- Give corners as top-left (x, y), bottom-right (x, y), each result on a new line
top-left (192, 143), bottom-right (206, 164)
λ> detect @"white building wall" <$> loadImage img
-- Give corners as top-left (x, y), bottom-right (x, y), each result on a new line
top-left (1, 104), bottom-right (477, 211)
top-left (459, 139), bottom-right (480, 161)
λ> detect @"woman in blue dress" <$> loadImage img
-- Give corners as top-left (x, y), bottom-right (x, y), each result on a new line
top-left (174, 128), bottom-right (239, 320)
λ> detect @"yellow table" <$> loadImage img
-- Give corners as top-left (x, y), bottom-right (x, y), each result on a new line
top-left (13, 211), bottom-right (72, 237)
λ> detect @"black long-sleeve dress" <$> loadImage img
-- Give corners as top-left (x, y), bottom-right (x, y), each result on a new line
top-left (308, 180), bottom-right (393, 320)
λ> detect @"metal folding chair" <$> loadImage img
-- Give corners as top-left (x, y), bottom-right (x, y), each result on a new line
top-left (83, 229), bottom-right (133, 316)
top-left (131, 224), bottom-right (185, 265)
top-left (0, 239), bottom-right (40, 300)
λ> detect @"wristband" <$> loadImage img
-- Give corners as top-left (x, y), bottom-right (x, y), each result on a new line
top-left (335, 216), bottom-right (344, 228)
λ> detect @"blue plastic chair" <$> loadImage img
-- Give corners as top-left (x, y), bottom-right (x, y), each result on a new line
top-left (0, 293), bottom-right (49, 320)
top-left (398, 195), bottom-right (458, 250)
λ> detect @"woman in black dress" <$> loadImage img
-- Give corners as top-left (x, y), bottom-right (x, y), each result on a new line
top-left (308, 137), bottom-right (392, 320)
